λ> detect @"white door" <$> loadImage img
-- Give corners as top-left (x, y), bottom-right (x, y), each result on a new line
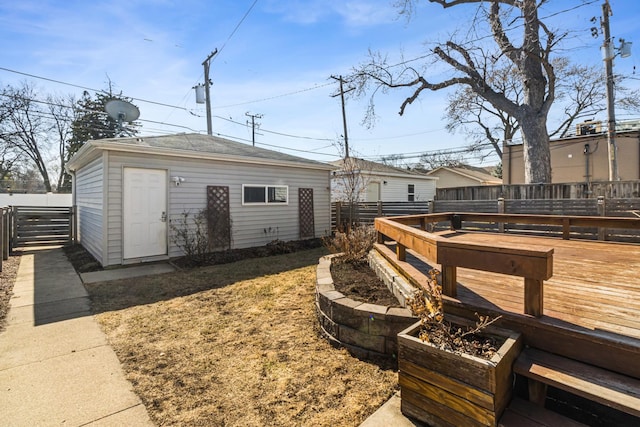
top-left (366, 182), bottom-right (381, 202)
top-left (123, 167), bottom-right (167, 259)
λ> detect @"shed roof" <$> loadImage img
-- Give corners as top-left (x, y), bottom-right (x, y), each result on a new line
top-left (67, 133), bottom-right (334, 172)
top-left (426, 166), bottom-right (502, 184)
top-left (331, 158), bottom-right (437, 180)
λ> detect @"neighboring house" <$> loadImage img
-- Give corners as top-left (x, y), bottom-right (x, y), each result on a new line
top-left (502, 125), bottom-right (640, 184)
top-left (66, 133), bottom-right (334, 267)
top-left (331, 158), bottom-right (437, 202)
top-left (426, 166), bottom-right (502, 188)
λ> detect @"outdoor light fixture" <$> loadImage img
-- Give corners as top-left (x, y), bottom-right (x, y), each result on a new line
top-left (171, 176), bottom-right (186, 186)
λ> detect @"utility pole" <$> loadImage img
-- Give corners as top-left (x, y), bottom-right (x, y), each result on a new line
top-left (202, 49), bottom-right (218, 136)
top-left (601, 1), bottom-right (618, 181)
top-left (245, 112), bottom-right (263, 146)
top-left (331, 75), bottom-right (354, 158)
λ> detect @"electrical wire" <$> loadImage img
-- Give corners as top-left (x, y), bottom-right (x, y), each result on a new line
top-left (213, 0), bottom-right (259, 62)
top-left (0, 0), bottom-right (608, 167)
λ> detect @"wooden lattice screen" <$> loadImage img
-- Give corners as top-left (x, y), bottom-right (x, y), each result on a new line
top-left (299, 188), bottom-right (315, 239)
top-left (207, 186), bottom-right (231, 250)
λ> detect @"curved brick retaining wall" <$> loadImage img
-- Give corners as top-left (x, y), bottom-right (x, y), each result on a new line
top-left (315, 251), bottom-right (417, 359)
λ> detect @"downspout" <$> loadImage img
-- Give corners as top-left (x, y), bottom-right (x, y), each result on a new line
top-left (71, 170), bottom-right (77, 243)
top-left (584, 143), bottom-right (591, 197)
top-left (507, 144), bottom-right (512, 185)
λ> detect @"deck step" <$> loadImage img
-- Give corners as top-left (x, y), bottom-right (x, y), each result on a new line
top-left (514, 348), bottom-right (640, 418)
top-left (499, 398), bottom-right (587, 426)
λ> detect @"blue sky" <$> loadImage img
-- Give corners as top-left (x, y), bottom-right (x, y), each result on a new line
top-left (1, 0), bottom-right (639, 166)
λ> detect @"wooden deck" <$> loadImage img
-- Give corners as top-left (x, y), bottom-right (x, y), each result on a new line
top-left (377, 231), bottom-right (640, 379)
top-left (437, 231), bottom-right (640, 339)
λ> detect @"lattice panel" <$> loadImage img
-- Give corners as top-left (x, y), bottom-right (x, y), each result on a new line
top-left (207, 186), bottom-right (231, 250)
top-left (299, 188), bottom-right (315, 239)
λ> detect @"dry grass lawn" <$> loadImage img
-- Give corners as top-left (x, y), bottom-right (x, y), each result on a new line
top-left (86, 247), bottom-right (398, 426)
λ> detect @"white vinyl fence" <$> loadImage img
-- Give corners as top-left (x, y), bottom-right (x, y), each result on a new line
top-left (0, 193), bottom-right (72, 207)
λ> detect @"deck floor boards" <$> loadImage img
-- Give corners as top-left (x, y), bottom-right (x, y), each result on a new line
top-left (398, 232), bottom-right (640, 342)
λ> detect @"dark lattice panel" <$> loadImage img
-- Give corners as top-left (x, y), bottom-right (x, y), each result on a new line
top-left (207, 186), bottom-right (231, 250)
top-left (299, 188), bottom-right (315, 239)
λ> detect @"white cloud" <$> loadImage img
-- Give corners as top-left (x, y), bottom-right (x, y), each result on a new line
top-left (263, 0), bottom-right (396, 27)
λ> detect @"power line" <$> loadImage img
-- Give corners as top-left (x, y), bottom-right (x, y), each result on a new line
top-left (213, 0), bottom-right (259, 62)
top-left (213, 82), bottom-right (333, 109)
top-left (382, 0), bottom-right (601, 71)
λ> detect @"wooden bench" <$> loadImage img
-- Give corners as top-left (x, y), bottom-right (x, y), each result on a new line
top-left (376, 216), bottom-right (554, 317)
top-left (499, 398), bottom-right (587, 426)
top-left (436, 240), bottom-right (553, 317)
top-left (514, 348), bottom-right (640, 418)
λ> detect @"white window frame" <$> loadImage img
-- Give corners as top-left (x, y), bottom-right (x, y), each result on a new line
top-left (408, 184), bottom-right (415, 202)
top-left (242, 184), bottom-right (289, 205)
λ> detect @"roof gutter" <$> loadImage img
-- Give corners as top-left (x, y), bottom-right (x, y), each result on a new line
top-left (67, 140), bottom-right (334, 172)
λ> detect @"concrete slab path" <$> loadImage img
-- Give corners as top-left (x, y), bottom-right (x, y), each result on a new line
top-left (0, 247), bottom-right (154, 427)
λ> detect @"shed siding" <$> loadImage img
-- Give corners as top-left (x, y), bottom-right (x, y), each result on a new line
top-left (379, 177), bottom-right (435, 202)
top-left (106, 152), bottom-right (330, 265)
top-left (74, 156), bottom-right (104, 264)
top-left (429, 169), bottom-right (480, 188)
top-left (331, 174), bottom-right (436, 203)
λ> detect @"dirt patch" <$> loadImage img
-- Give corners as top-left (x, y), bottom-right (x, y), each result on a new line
top-left (172, 238), bottom-right (325, 269)
top-left (0, 255), bottom-right (21, 332)
top-left (63, 239), bottom-right (325, 273)
top-left (63, 244), bottom-right (103, 273)
top-left (415, 321), bottom-right (505, 360)
top-left (331, 260), bottom-right (402, 307)
top-left (86, 248), bottom-right (398, 426)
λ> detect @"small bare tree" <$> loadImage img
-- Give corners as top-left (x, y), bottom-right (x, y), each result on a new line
top-left (331, 140), bottom-right (377, 228)
top-left (1, 82), bottom-right (55, 191)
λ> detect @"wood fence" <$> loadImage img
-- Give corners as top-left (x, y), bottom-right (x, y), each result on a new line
top-left (0, 206), bottom-right (76, 272)
top-left (435, 181), bottom-right (640, 200)
top-left (332, 197), bottom-right (640, 242)
top-left (332, 201), bottom-right (430, 230)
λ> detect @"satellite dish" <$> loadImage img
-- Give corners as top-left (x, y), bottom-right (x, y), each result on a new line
top-left (105, 99), bottom-right (140, 122)
top-left (105, 100), bottom-right (140, 137)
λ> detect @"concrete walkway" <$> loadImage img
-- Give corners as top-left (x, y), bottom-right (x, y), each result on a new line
top-left (0, 247), bottom-right (154, 427)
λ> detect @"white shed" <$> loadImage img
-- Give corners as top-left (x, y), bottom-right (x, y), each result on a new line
top-left (331, 158), bottom-right (437, 203)
top-left (66, 133), bottom-right (333, 267)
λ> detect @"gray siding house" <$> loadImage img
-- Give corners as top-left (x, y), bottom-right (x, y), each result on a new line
top-left (66, 133), bottom-right (333, 267)
top-left (331, 158), bottom-right (437, 203)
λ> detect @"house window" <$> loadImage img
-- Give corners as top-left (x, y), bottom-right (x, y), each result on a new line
top-left (242, 185), bottom-right (288, 205)
top-left (408, 184), bottom-right (415, 202)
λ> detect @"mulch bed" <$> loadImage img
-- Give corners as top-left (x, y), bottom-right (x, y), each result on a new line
top-left (331, 260), bottom-right (401, 307)
top-left (0, 255), bottom-right (21, 332)
top-left (63, 239), bottom-right (326, 273)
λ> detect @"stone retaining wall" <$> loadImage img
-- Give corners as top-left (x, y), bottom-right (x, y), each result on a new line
top-left (315, 251), bottom-right (417, 359)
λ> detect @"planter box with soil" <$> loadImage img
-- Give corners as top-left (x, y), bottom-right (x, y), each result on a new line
top-left (397, 315), bottom-right (522, 427)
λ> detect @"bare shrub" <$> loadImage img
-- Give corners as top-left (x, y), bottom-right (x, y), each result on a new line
top-left (170, 209), bottom-right (210, 262)
top-left (407, 268), bottom-right (502, 359)
top-left (323, 225), bottom-right (376, 264)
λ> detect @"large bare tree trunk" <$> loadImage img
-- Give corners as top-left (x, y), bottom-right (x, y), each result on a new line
top-left (519, 114), bottom-right (551, 183)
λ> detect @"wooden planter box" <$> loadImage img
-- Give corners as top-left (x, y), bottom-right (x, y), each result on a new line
top-left (398, 316), bottom-right (522, 427)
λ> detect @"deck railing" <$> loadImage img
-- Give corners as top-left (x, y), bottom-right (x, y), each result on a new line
top-left (376, 213), bottom-right (640, 318)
